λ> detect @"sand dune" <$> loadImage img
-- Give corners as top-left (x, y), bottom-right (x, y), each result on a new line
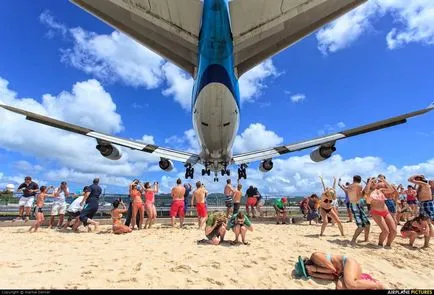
top-left (0, 220), bottom-right (432, 289)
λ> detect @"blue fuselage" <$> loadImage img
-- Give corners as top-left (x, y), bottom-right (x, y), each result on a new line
top-left (191, 0), bottom-right (240, 171)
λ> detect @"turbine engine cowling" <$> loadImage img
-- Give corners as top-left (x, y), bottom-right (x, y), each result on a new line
top-left (310, 146), bottom-right (336, 162)
top-left (96, 144), bottom-right (122, 160)
top-left (259, 159), bottom-right (273, 172)
top-left (159, 158), bottom-right (174, 172)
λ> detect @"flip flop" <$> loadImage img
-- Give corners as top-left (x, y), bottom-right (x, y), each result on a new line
top-left (243, 241), bottom-right (250, 245)
top-left (197, 239), bottom-right (208, 245)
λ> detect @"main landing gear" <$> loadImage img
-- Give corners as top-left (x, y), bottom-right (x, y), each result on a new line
top-left (201, 168), bottom-right (211, 176)
top-left (185, 163), bottom-right (194, 179)
top-left (237, 164), bottom-right (247, 180)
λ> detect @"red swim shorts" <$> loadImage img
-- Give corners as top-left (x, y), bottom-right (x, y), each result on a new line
top-left (170, 200), bottom-right (185, 217)
top-left (246, 197), bottom-right (257, 208)
top-left (196, 203), bottom-right (207, 218)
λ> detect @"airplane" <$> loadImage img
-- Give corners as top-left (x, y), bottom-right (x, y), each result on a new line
top-left (1, 0), bottom-right (433, 182)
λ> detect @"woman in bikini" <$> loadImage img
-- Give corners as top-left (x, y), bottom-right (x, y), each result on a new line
top-left (111, 199), bottom-right (132, 234)
top-left (143, 181), bottom-right (159, 229)
top-left (294, 252), bottom-right (384, 289)
top-left (129, 180), bottom-right (144, 230)
top-left (365, 177), bottom-right (397, 247)
top-left (319, 176), bottom-right (344, 236)
top-left (29, 185), bottom-right (55, 232)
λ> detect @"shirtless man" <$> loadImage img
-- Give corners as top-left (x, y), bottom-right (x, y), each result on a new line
top-left (377, 175), bottom-right (399, 224)
top-left (347, 175), bottom-right (370, 245)
top-left (29, 186), bottom-right (55, 232)
top-left (171, 178), bottom-right (186, 228)
top-left (409, 175), bottom-right (434, 237)
top-left (224, 179), bottom-right (235, 218)
top-left (191, 181), bottom-right (208, 229)
top-left (338, 180), bottom-right (353, 222)
top-left (232, 184), bottom-right (242, 215)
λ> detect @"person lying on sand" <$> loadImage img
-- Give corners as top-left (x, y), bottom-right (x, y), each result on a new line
top-left (294, 252), bottom-right (384, 290)
top-left (226, 211), bottom-right (253, 245)
top-left (400, 215), bottom-right (430, 248)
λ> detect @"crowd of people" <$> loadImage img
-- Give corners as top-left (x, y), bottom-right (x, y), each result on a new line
top-left (10, 172), bottom-right (434, 289)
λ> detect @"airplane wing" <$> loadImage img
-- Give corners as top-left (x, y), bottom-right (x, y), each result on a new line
top-left (69, 0), bottom-right (203, 76)
top-left (0, 104), bottom-right (200, 164)
top-left (230, 0), bottom-right (367, 76)
top-left (232, 103), bottom-right (434, 164)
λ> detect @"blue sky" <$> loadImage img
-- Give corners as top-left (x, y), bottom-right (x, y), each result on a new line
top-left (1, 0), bottom-right (433, 195)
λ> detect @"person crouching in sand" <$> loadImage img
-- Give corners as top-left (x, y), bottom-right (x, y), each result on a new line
top-left (111, 199), bottom-right (132, 234)
top-left (29, 186), bottom-right (55, 232)
top-left (273, 197), bottom-right (288, 224)
top-left (400, 215), bottom-right (431, 248)
top-left (227, 211), bottom-right (253, 245)
top-left (294, 252), bottom-right (384, 290)
top-left (199, 212), bottom-right (227, 245)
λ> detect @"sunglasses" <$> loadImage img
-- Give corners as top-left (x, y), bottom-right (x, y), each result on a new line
top-left (323, 199), bottom-right (331, 204)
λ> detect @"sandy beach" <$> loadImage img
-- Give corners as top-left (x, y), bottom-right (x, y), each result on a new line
top-left (0, 219), bottom-right (432, 289)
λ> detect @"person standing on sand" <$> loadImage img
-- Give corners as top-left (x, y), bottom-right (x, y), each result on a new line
top-left (232, 184), bottom-right (243, 215)
top-left (245, 185), bottom-right (257, 218)
top-left (48, 181), bottom-right (69, 229)
top-left (15, 176), bottom-right (39, 222)
top-left (409, 175), bottom-right (434, 237)
top-left (143, 181), bottom-right (159, 229)
top-left (29, 186), bottom-right (55, 232)
top-left (183, 183), bottom-right (192, 216)
top-left (170, 178), bottom-right (186, 228)
top-left (319, 176), bottom-right (344, 237)
top-left (191, 181), bottom-right (208, 229)
top-left (306, 194), bottom-right (320, 225)
top-left (129, 179), bottom-right (144, 230)
top-left (73, 178), bottom-right (101, 232)
top-left (224, 179), bottom-right (235, 218)
top-left (254, 187), bottom-right (264, 217)
top-left (377, 174), bottom-right (399, 224)
top-left (364, 177), bottom-right (397, 248)
top-left (338, 180), bottom-right (353, 223)
top-left (347, 175), bottom-right (370, 246)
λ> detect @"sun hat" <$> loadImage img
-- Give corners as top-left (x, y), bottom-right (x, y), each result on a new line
top-left (294, 256), bottom-right (309, 279)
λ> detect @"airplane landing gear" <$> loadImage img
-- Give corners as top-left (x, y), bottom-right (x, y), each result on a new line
top-left (213, 172), bottom-right (219, 182)
top-left (202, 168), bottom-right (211, 176)
top-left (185, 163), bottom-right (194, 179)
top-left (221, 169), bottom-right (230, 176)
top-left (237, 164), bottom-right (247, 180)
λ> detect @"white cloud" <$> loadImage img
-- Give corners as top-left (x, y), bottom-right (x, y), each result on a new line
top-left (0, 76), bottom-right (158, 178)
top-left (41, 11), bottom-right (278, 110)
top-left (316, 0), bottom-right (434, 54)
top-left (165, 129), bottom-right (200, 154)
top-left (318, 122), bottom-right (346, 136)
top-left (233, 123), bottom-right (284, 154)
top-left (14, 161), bottom-right (44, 173)
top-left (290, 93), bottom-right (306, 103)
top-left (238, 59), bottom-right (279, 103)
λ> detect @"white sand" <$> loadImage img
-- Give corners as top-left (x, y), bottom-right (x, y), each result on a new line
top-left (0, 220), bottom-right (432, 289)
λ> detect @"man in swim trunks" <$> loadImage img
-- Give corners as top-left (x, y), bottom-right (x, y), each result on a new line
top-left (273, 197), bottom-right (288, 224)
top-left (347, 175), bottom-right (370, 245)
top-left (48, 181), bottom-right (69, 229)
top-left (171, 178), bottom-right (186, 228)
top-left (29, 186), bottom-right (55, 232)
top-left (245, 185), bottom-right (257, 218)
top-left (307, 194), bottom-right (320, 225)
top-left (232, 184), bottom-right (242, 215)
top-left (203, 212), bottom-right (227, 245)
top-left (183, 183), bottom-right (192, 216)
top-left (400, 215), bottom-right (430, 248)
top-left (227, 211), bottom-right (253, 245)
top-left (15, 176), bottom-right (39, 222)
top-left (338, 180), bottom-right (353, 223)
top-left (409, 175), bottom-right (434, 237)
top-left (191, 181), bottom-right (208, 229)
top-left (224, 179), bottom-right (235, 218)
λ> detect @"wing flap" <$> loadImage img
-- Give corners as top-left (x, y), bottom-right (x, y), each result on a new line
top-left (230, 0), bottom-right (367, 75)
top-left (70, 0), bottom-right (202, 75)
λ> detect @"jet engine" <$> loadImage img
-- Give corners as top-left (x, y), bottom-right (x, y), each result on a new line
top-left (96, 143), bottom-right (122, 160)
top-left (310, 145), bottom-right (336, 162)
top-left (259, 159), bottom-right (274, 172)
top-left (159, 158), bottom-right (174, 172)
